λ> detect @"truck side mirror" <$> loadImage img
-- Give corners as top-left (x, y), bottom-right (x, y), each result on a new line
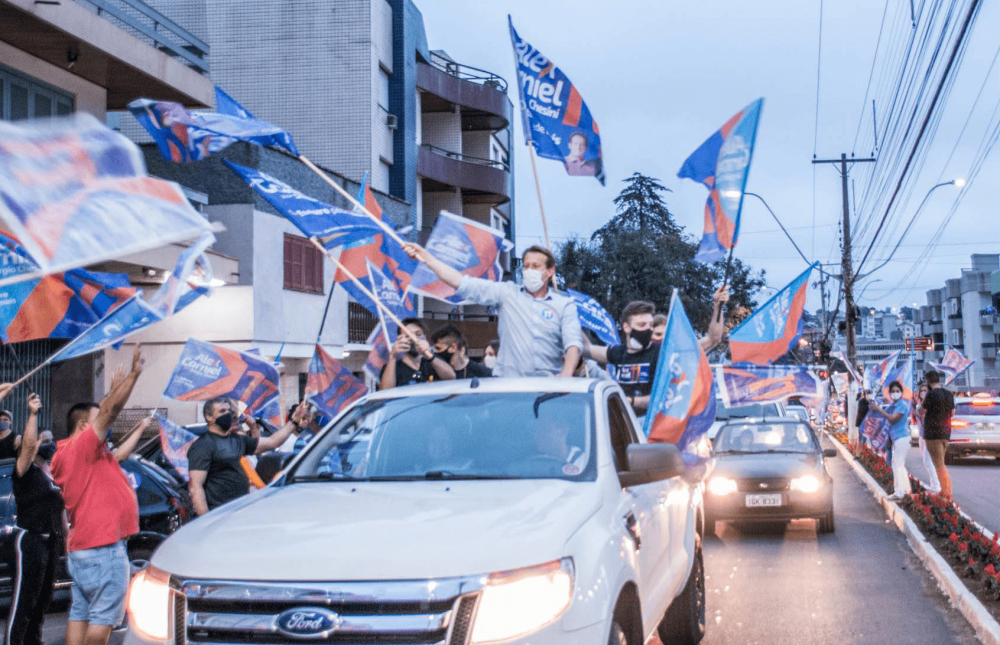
top-left (619, 444), bottom-right (686, 488)
top-left (822, 448), bottom-right (837, 458)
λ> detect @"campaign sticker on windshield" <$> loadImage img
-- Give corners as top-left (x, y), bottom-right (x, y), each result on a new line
top-left (563, 464), bottom-right (581, 476)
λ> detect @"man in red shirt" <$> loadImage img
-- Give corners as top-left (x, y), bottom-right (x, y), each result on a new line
top-left (51, 345), bottom-right (144, 645)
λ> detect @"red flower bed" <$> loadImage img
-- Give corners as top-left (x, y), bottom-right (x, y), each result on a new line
top-left (842, 438), bottom-right (1000, 617)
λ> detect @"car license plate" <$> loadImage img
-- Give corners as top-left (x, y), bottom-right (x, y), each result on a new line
top-left (745, 493), bottom-right (782, 507)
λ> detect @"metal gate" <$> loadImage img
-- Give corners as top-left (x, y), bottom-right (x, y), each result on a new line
top-left (0, 340), bottom-right (62, 432)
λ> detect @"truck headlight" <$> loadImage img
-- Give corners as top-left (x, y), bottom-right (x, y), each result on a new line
top-left (708, 476), bottom-right (738, 496)
top-left (127, 566), bottom-right (172, 641)
top-left (790, 475), bottom-right (822, 494)
top-left (470, 558), bottom-right (574, 644)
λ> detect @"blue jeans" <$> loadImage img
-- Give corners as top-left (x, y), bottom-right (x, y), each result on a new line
top-left (67, 541), bottom-right (130, 626)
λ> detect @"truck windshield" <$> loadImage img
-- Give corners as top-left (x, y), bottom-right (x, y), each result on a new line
top-left (288, 392), bottom-right (596, 482)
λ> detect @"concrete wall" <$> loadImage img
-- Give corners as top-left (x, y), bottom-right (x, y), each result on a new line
top-left (422, 190), bottom-right (462, 224)
top-left (371, 0), bottom-right (394, 171)
top-left (422, 111), bottom-right (461, 152)
top-left (0, 41), bottom-right (107, 117)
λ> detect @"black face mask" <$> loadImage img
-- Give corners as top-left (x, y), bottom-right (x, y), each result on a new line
top-left (407, 345), bottom-right (421, 358)
top-left (629, 328), bottom-right (654, 349)
top-left (215, 412), bottom-right (234, 432)
top-left (37, 442), bottom-right (56, 462)
top-left (438, 349), bottom-right (456, 364)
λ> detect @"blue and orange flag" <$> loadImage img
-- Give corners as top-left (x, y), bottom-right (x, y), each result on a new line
top-left (163, 338), bottom-right (282, 424)
top-left (306, 344), bottom-right (367, 421)
top-left (0, 232), bottom-right (135, 343)
top-left (409, 211), bottom-right (510, 303)
top-left (882, 354), bottom-right (915, 400)
top-left (155, 413), bottom-right (198, 481)
top-left (366, 259), bottom-right (411, 344)
top-left (356, 172), bottom-right (384, 221)
top-left (864, 349), bottom-right (900, 392)
top-left (0, 114), bottom-right (213, 283)
top-left (128, 87), bottom-right (298, 163)
top-left (928, 348), bottom-right (974, 386)
top-left (508, 17), bottom-right (605, 185)
top-left (716, 365), bottom-right (826, 407)
top-left (728, 262), bottom-right (816, 365)
top-left (363, 324), bottom-right (391, 383)
top-left (678, 99), bottom-right (764, 263)
top-left (831, 349), bottom-right (862, 384)
top-left (644, 290), bottom-right (716, 450)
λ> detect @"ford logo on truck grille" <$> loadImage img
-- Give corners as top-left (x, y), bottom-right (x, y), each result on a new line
top-left (275, 608), bottom-right (341, 638)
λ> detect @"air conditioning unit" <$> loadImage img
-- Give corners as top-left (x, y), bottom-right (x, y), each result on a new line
top-left (386, 114), bottom-right (398, 130)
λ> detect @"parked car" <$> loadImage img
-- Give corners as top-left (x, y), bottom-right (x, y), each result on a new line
top-left (786, 405), bottom-right (811, 426)
top-left (0, 454), bottom-right (193, 606)
top-left (946, 394), bottom-right (1000, 463)
top-left (705, 417), bottom-right (836, 534)
top-left (126, 378), bottom-right (707, 645)
top-left (707, 400), bottom-right (787, 441)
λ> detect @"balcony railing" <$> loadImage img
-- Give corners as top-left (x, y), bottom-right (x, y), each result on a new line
top-left (347, 302), bottom-right (378, 344)
top-left (77, 0), bottom-right (210, 74)
top-left (420, 143), bottom-right (510, 172)
top-left (982, 312), bottom-right (1000, 326)
top-left (429, 52), bottom-right (507, 93)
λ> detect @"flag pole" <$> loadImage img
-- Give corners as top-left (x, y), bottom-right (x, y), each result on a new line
top-left (307, 238), bottom-right (424, 351)
top-left (298, 155), bottom-right (407, 248)
top-left (526, 143), bottom-right (552, 251)
top-left (11, 358), bottom-right (50, 389)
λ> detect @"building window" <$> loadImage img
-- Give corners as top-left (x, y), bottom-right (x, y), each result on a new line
top-left (377, 159), bottom-right (392, 193)
top-left (379, 67), bottom-right (391, 111)
top-left (952, 329), bottom-right (961, 345)
top-left (283, 234), bottom-right (324, 294)
top-left (0, 66), bottom-right (73, 121)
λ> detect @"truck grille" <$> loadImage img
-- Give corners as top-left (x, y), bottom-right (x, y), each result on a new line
top-left (737, 477), bottom-right (789, 492)
top-left (174, 578), bottom-right (483, 645)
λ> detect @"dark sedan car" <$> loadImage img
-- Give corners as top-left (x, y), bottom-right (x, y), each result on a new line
top-left (704, 417), bottom-right (837, 534)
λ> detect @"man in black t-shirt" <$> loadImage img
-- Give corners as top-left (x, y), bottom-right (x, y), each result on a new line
top-left (380, 318), bottom-right (455, 390)
top-left (583, 289), bottom-right (729, 416)
top-left (0, 408), bottom-right (20, 459)
top-left (431, 325), bottom-right (494, 380)
top-left (10, 391), bottom-right (65, 645)
top-left (917, 370), bottom-right (954, 499)
top-left (188, 397), bottom-right (301, 515)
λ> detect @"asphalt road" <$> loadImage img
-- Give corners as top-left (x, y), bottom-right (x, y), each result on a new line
top-left (906, 444), bottom-right (1000, 535)
top-left (689, 439), bottom-right (979, 645)
top-left (12, 439), bottom-right (981, 645)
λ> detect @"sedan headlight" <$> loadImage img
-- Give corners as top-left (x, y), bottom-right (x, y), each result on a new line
top-left (127, 566), bottom-right (172, 641)
top-left (708, 476), bottom-right (738, 496)
top-left (470, 558), bottom-right (574, 644)
top-left (790, 475), bottom-right (822, 494)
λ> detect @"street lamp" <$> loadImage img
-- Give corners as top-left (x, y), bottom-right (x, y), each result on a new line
top-left (857, 179), bottom-right (964, 278)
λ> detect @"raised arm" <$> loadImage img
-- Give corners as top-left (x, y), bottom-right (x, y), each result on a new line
top-left (114, 416), bottom-right (151, 463)
top-left (15, 394), bottom-right (41, 477)
top-left (94, 344), bottom-right (144, 441)
top-left (699, 285), bottom-right (730, 352)
top-left (402, 242), bottom-right (463, 289)
top-left (255, 404), bottom-right (308, 453)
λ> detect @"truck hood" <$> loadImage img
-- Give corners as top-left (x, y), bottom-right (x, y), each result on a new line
top-left (153, 480), bottom-right (602, 581)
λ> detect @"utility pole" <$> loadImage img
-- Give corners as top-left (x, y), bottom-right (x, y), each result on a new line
top-left (813, 153), bottom-right (875, 443)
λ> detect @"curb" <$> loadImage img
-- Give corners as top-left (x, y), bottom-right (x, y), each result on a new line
top-left (827, 434), bottom-right (1000, 645)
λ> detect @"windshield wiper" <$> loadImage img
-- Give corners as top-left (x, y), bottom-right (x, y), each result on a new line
top-left (423, 471), bottom-right (519, 480)
top-left (764, 449), bottom-right (807, 454)
top-left (289, 472), bottom-right (356, 482)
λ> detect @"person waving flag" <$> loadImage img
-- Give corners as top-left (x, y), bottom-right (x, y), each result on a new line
top-left (678, 99), bottom-right (764, 263)
top-left (728, 262), bottom-right (816, 365)
top-left (928, 348), bottom-right (974, 386)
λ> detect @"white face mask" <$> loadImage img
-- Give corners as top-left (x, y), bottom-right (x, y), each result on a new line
top-left (522, 268), bottom-right (546, 292)
top-left (891, 392), bottom-right (902, 401)
top-left (483, 355), bottom-right (496, 369)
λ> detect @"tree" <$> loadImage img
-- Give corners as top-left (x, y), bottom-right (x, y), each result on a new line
top-left (557, 172), bottom-right (765, 339)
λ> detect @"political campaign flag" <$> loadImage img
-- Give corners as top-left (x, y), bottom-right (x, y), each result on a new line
top-left (831, 349), bottom-right (862, 383)
top-left (929, 348), bottom-right (974, 386)
top-left (0, 114), bottom-right (213, 283)
top-left (882, 354), bottom-right (915, 400)
top-left (860, 409), bottom-right (891, 453)
top-left (156, 413), bottom-right (198, 481)
top-left (128, 93), bottom-right (298, 163)
top-left (225, 161), bottom-right (383, 250)
top-left (644, 290), bottom-right (716, 450)
top-left (366, 259), bottom-right (410, 344)
top-left (306, 344), bottom-right (367, 420)
top-left (356, 171), bottom-right (384, 221)
top-left (678, 99), bottom-right (764, 263)
top-left (728, 262), bottom-right (815, 364)
top-left (214, 86), bottom-right (254, 120)
top-left (864, 350), bottom-right (900, 392)
top-left (148, 232), bottom-right (216, 317)
top-left (716, 365), bottom-right (826, 407)
top-left (363, 324), bottom-right (391, 383)
top-left (409, 211), bottom-right (511, 303)
top-left (831, 373), bottom-right (848, 396)
top-left (47, 293), bottom-right (162, 363)
top-left (508, 17), bottom-right (605, 185)
top-left (163, 338), bottom-right (282, 422)
top-left (567, 289), bottom-right (620, 347)
top-left (0, 233), bottom-right (136, 343)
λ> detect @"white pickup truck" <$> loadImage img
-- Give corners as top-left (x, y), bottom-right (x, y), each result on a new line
top-left (125, 378), bottom-right (706, 645)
